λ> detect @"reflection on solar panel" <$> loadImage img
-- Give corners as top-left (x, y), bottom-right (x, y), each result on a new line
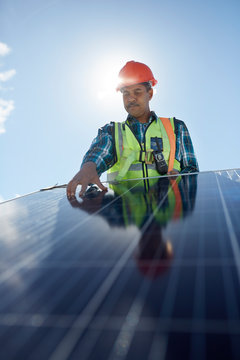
top-left (1, 169), bottom-right (240, 359)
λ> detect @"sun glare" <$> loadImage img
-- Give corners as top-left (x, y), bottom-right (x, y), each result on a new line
top-left (88, 53), bottom-right (146, 107)
top-left (89, 56), bottom-right (128, 103)
top-left (95, 67), bottom-right (120, 101)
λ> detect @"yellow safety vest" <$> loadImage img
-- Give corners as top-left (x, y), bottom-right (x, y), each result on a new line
top-left (107, 117), bottom-right (181, 181)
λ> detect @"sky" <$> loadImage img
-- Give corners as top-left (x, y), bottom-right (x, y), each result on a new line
top-left (0, 0), bottom-right (240, 201)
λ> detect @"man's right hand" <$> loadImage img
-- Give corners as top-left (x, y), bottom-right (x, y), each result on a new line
top-left (66, 162), bottom-right (108, 198)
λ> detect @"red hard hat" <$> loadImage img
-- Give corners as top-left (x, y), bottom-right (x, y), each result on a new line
top-left (116, 60), bottom-right (158, 91)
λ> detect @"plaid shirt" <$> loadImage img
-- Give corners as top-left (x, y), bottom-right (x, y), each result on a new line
top-left (81, 112), bottom-right (199, 176)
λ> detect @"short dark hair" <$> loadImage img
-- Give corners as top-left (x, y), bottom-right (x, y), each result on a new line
top-left (141, 81), bottom-right (152, 91)
top-left (120, 81), bottom-right (152, 93)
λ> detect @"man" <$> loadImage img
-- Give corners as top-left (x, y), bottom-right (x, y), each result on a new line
top-left (67, 60), bottom-right (199, 197)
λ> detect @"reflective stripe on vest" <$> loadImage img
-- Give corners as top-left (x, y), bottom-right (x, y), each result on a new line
top-left (107, 117), bottom-right (181, 182)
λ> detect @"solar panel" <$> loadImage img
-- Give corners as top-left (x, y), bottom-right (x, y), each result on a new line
top-left (0, 169), bottom-right (240, 360)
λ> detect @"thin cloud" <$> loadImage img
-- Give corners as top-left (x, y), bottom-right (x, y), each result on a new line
top-left (0, 43), bottom-right (15, 134)
top-left (0, 42), bottom-right (11, 57)
top-left (0, 85), bottom-right (14, 92)
top-left (0, 69), bottom-right (16, 82)
top-left (0, 99), bottom-right (14, 134)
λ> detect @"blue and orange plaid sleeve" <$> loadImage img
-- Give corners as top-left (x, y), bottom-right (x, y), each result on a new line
top-left (174, 119), bottom-right (199, 173)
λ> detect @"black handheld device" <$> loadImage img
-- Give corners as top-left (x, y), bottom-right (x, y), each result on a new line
top-left (152, 137), bottom-right (168, 175)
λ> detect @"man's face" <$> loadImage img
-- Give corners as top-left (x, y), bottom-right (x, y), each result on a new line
top-left (121, 83), bottom-right (153, 121)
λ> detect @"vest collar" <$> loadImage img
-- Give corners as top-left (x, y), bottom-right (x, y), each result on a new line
top-left (126, 111), bottom-right (158, 124)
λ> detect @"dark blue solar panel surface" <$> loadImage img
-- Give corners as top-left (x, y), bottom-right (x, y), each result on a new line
top-left (0, 170), bottom-right (240, 359)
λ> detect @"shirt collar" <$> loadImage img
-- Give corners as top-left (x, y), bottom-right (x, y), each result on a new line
top-left (126, 111), bottom-right (158, 124)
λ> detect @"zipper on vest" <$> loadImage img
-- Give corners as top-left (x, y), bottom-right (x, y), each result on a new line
top-left (125, 122), bottom-right (147, 179)
top-left (143, 119), bottom-right (155, 178)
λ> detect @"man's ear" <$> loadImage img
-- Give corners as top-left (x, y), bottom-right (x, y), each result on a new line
top-left (148, 88), bottom-right (153, 100)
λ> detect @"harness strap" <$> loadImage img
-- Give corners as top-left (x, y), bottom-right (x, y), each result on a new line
top-left (159, 117), bottom-right (176, 172)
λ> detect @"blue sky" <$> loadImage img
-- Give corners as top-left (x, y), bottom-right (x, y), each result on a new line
top-left (0, 0), bottom-right (240, 201)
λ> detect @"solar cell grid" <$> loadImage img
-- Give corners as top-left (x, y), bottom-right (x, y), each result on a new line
top-left (0, 170), bottom-right (240, 359)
